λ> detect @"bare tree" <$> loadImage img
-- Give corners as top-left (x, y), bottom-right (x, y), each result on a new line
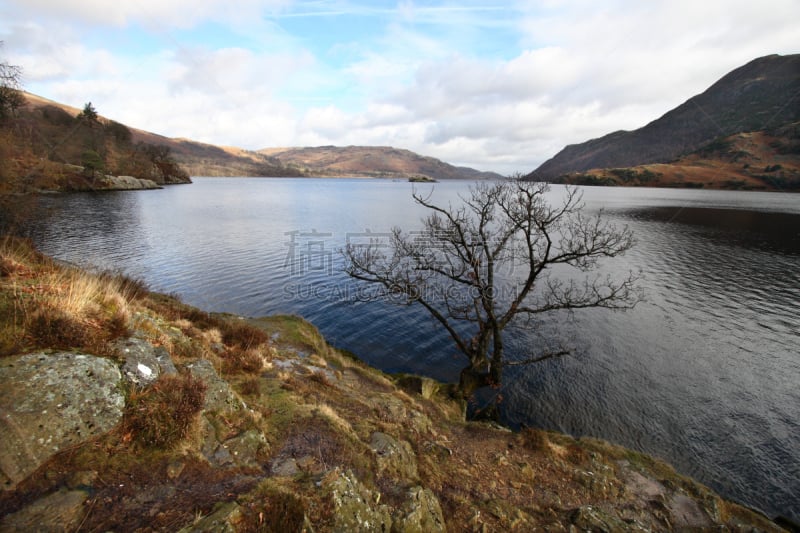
top-left (344, 178), bottom-right (641, 397)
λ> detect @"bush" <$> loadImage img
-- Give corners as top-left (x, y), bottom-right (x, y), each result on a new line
top-left (220, 320), bottom-right (270, 349)
top-left (123, 373), bottom-right (207, 448)
top-left (27, 309), bottom-right (88, 350)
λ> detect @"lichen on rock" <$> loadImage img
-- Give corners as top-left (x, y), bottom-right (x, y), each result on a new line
top-left (0, 352), bottom-right (124, 490)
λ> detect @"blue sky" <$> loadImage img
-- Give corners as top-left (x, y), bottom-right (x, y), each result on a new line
top-left (1, 0), bottom-right (798, 173)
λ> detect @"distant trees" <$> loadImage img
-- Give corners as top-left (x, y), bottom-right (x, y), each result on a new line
top-left (0, 42), bottom-right (24, 122)
top-left (345, 178), bottom-right (641, 398)
top-left (77, 102), bottom-right (99, 124)
top-left (81, 149), bottom-right (104, 180)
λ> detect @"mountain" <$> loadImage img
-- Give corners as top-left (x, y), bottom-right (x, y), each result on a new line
top-left (527, 54), bottom-right (800, 182)
top-left (4, 94), bottom-right (496, 193)
top-left (259, 145), bottom-right (503, 180)
top-left (557, 121), bottom-right (800, 191)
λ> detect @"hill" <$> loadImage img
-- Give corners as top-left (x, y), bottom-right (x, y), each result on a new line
top-left (1, 93), bottom-right (192, 193)
top-left (0, 237), bottom-right (787, 532)
top-left (527, 54), bottom-right (800, 183)
top-left (260, 145), bottom-right (503, 180)
top-left (555, 121), bottom-right (800, 191)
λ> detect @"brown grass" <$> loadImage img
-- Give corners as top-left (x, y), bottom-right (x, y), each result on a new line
top-left (0, 236), bottom-right (146, 356)
top-left (122, 373), bottom-right (207, 448)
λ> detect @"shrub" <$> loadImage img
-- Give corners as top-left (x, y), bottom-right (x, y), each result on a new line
top-left (220, 320), bottom-right (270, 349)
top-left (123, 373), bottom-right (207, 448)
top-left (27, 308), bottom-right (88, 350)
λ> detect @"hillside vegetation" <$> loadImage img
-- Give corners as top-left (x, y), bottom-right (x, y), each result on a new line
top-left (0, 237), bottom-right (788, 532)
top-left (557, 122), bottom-right (800, 191)
top-left (1, 94), bottom-right (191, 194)
top-left (528, 54), bottom-right (800, 187)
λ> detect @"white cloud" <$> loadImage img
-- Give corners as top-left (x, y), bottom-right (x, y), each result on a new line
top-left (1, 0), bottom-right (798, 174)
top-left (3, 0), bottom-right (291, 29)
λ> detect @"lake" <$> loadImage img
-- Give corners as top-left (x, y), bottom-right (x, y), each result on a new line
top-left (8, 177), bottom-right (800, 522)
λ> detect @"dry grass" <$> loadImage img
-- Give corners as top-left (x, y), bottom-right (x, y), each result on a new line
top-left (122, 373), bottom-right (207, 448)
top-left (0, 236), bottom-right (146, 356)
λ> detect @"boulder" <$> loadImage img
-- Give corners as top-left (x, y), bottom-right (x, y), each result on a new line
top-left (326, 469), bottom-right (393, 533)
top-left (96, 175), bottom-right (162, 190)
top-left (0, 352), bottom-right (124, 490)
top-left (185, 359), bottom-right (244, 413)
top-left (113, 337), bottom-right (177, 387)
top-left (370, 432), bottom-right (418, 481)
top-left (392, 486), bottom-right (446, 533)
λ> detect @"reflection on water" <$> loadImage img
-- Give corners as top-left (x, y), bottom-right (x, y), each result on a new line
top-left (7, 179), bottom-right (800, 522)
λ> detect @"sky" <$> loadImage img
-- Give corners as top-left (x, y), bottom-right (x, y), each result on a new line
top-left (1, 1), bottom-right (798, 174)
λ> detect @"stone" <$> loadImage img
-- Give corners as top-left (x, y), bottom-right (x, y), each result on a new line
top-left (370, 432), bottom-right (419, 481)
top-left (392, 486), bottom-right (446, 533)
top-left (0, 489), bottom-right (88, 532)
top-left (185, 359), bottom-right (244, 413)
top-left (177, 501), bottom-right (242, 533)
top-left (113, 337), bottom-right (177, 387)
top-left (326, 469), bottom-right (393, 533)
top-left (395, 375), bottom-right (440, 400)
top-left (0, 352), bottom-right (124, 490)
top-left (96, 175), bottom-right (162, 191)
top-left (222, 429), bottom-right (269, 468)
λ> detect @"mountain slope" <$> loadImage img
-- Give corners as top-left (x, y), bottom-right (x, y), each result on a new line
top-left (557, 122), bottom-right (800, 191)
top-left (527, 54), bottom-right (800, 181)
top-left (260, 145), bottom-right (503, 180)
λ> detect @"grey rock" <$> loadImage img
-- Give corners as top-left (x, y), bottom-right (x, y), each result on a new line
top-left (113, 337), bottom-right (177, 386)
top-left (370, 432), bottom-right (419, 481)
top-left (271, 457), bottom-right (300, 477)
top-left (185, 359), bottom-right (244, 413)
top-left (395, 375), bottom-right (440, 400)
top-left (177, 501), bottom-right (241, 533)
top-left (0, 489), bottom-right (88, 532)
top-left (0, 352), bottom-right (124, 490)
top-left (326, 469), bottom-right (392, 533)
top-left (96, 175), bottom-right (162, 190)
top-left (392, 486), bottom-right (446, 533)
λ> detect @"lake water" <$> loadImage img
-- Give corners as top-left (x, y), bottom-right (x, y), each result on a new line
top-left (8, 177), bottom-right (800, 521)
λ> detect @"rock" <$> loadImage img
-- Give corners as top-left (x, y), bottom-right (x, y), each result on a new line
top-left (185, 359), bottom-right (244, 413)
top-left (370, 432), bottom-right (419, 481)
top-left (395, 375), bottom-right (440, 400)
top-left (271, 457), bottom-right (300, 477)
top-left (96, 175), bottom-right (162, 190)
top-left (178, 501), bottom-right (242, 533)
top-left (326, 469), bottom-right (393, 533)
top-left (222, 429), bottom-right (269, 468)
top-left (0, 352), bottom-right (124, 490)
top-left (0, 489), bottom-right (88, 532)
top-left (113, 337), bottom-right (177, 387)
top-left (392, 486), bottom-right (446, 533)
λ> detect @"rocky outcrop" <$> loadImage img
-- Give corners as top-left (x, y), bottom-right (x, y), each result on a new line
top-left (95, 174), bottom-right (162, 191)
top-left (326, 469), bottom-right (394, 532)
top-left (0, 352), bottom-right (124, 491)
top-left (113, 337), bottom-right (177, 386)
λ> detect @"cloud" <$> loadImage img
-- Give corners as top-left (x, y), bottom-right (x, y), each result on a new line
top-left (1, 0), bottom-right (798, 174)
top-left (3, 0), bottom-right (291, 29)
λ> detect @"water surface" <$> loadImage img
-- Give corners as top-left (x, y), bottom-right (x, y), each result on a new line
top-left (10, 178), bottom-right (800, 521)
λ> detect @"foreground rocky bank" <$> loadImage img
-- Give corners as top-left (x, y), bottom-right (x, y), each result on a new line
top-left (0, 237), bottom-right (789, 532)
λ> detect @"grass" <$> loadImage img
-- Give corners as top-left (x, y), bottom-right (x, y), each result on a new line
top-left (0, 236), bottom-right (148, 356)
top-left (122, 372), bottom-right (207, 448)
